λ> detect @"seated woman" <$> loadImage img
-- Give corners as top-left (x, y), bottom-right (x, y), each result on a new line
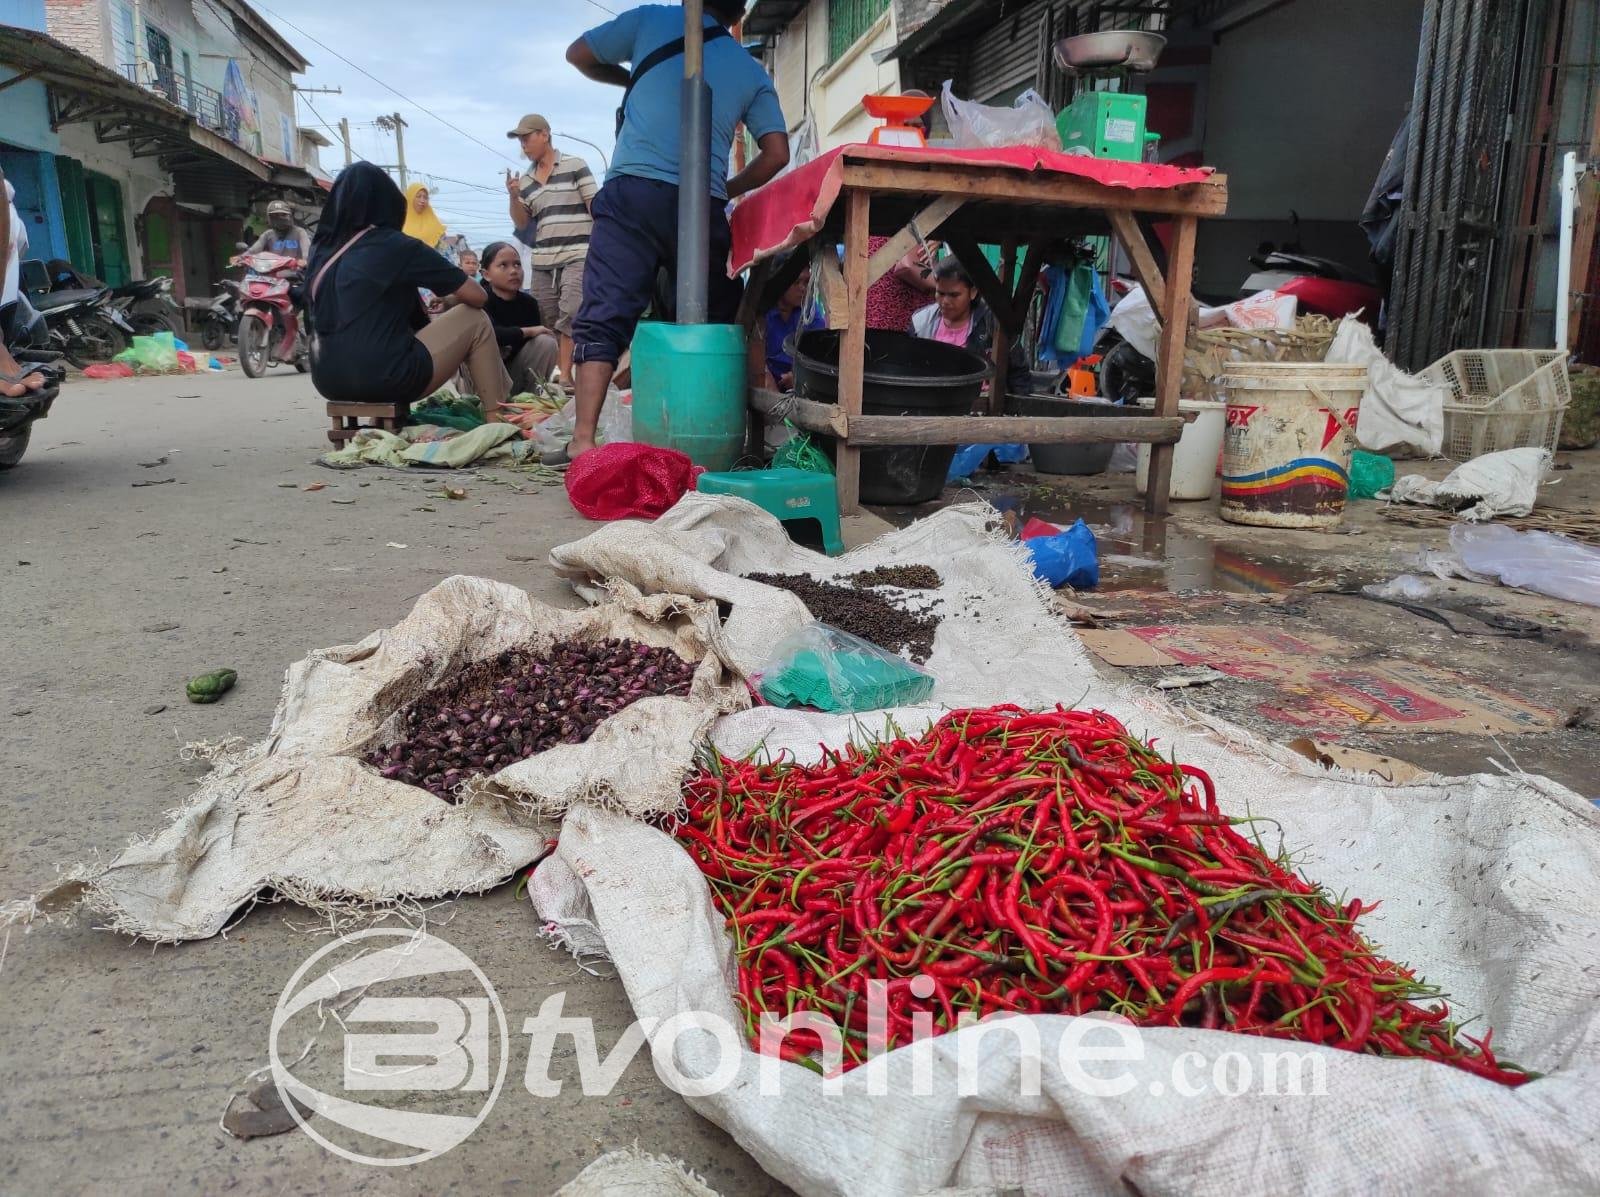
top-left (762, 266), bottom-right (823, 391)
top-left (909, 257), bottom-right (1027, 374)
top-left (307, 163), bottom-right (511, 420)
top-left (866, 236), bottom-right (939, 332)
top-left (478, 241), bottom-right (559, 392)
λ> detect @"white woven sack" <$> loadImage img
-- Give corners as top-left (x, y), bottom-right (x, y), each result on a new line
top-left (534, 495), bottom-right (1600, 1196)
top-left (22, 575), bottom-right (744, 942)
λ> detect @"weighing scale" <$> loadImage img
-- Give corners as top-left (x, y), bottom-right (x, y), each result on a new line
top-left (863, 93), bottom-right (935, 148)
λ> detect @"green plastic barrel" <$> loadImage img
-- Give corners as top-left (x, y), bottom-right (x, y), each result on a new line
top-left (630, 322), bottom-right (747, 471)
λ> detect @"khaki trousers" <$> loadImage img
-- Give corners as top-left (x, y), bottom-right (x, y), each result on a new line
top-left (507, 332), bottom-right (559, 393)
top-left (417, 306), bottom-right (512, 414)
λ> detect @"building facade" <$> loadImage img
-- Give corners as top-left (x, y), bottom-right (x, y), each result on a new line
top-left (743, 0), bottom-right (1599, 367)
top-left (1, 0), bottom-right (321, 307)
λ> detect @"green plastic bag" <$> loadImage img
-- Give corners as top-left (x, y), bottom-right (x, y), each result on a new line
top-left (756, 623), bottom-right (934, 713)
top-left (1349, 450), bottom-right (1395, 500)
top-left (113, 332), bottom-right (181, 373)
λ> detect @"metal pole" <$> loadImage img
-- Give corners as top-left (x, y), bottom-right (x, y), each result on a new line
top-left (339, 117), bottom-right (352, 167)
top-left (676, 0), bottom-right (712, 324)
top-left (1557, 151), bottom-right (1581, 350)
top-left (392, 113), bottom-right (409, 188)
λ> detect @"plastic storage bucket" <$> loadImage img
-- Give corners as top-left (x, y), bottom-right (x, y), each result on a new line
top-left (793, 329), bottom-right (989, 505)
top-left (630, 322), bottom-right (747, 472)
top-left (1133, 397), bottom-right (1227, 500)
top-left (1216, 363), bottom-right (1367, 528)
top-left (1006, 392), bottom-right (1119, 475)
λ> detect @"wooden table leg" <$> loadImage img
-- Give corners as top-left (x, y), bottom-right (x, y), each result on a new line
top-left (837, 189), bottom-right (870, 516)
top-left (1146, 214), bottom-right (1197, 517)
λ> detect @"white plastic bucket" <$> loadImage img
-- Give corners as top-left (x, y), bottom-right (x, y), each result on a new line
top-left (1216, 363), bottom-right (1368, 529)
top-left (1134, 397), bottom-right (1227, 501)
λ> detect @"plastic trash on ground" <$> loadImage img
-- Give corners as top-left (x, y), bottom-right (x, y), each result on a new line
top-left (1449, 524), bottom-right (1600, 608)
top-left (82, 362), bottom-right (135, 380)
top-left (754, 623), bottom-right (935, 713)
top-left (1020, 516), bottom-right (1099, 589)
top-left (1362, 574), bottom-right (1444, 602)
top-left (947, 443), bottom-right (1028, 484)
top-left (1349, 450), bottom-right (1395, 499)
top-left (1388, 447), bottom-right (1550, 521)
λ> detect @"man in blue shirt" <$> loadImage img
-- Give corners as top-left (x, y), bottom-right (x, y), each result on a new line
top-left (559, 0), bottom-right (790, 464)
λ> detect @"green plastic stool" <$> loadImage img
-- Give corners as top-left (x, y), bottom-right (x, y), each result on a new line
top-left (696, 468), bottom-right (844, 556)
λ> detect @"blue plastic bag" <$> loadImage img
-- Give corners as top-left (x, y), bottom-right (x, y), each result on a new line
top-left (1024, 518), bottom-right (1099, 589)
top-left (947, 443), bottom-right (1029, 483)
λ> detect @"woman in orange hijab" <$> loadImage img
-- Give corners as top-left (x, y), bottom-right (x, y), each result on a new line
top-left (402, 182), bottom-right (447, 249)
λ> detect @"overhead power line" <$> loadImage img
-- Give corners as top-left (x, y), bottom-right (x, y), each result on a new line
top-left (253, 2), bottom-right (517, 167)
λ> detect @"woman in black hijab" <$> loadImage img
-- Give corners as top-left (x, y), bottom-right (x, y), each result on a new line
top-left (306, 163), bottom-right (511, 417)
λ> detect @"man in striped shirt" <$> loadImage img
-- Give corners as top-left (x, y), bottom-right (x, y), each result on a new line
top-left (506, 113), bottom-right (597, 382)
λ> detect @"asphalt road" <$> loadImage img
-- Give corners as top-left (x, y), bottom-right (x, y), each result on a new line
top-left (0, 370), bottom-right (786, 1195)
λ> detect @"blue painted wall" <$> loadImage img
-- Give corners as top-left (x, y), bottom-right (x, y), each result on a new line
top-left (0, 0), bottom-right (47, 27)
top-left (1, 0), bottom-right (69, 261)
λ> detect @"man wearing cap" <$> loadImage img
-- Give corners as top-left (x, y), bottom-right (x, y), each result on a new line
top-left (241, 200), bottom-right (311, 265)
top-left (557, 0), bottom-right (789, 464)
top-left (506, 113), bottom-right (597, 384)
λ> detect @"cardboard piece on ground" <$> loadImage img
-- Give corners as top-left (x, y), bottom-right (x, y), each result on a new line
top-left (1286, 737), bottom-right (1431, 785)
top-left (1077, 628), bottom-right (1181, 667)
top-left (1117, 624), bottom-right (1560, 735)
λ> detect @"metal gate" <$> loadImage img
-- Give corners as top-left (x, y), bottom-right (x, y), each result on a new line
top-left (1388, 0), bottom-right (1600, 369)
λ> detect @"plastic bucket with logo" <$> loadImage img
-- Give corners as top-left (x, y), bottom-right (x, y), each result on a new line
top-left (1133, 396), bottom-right (1227, 500)
top-left (1218, 363), bottom-right (1367, 528)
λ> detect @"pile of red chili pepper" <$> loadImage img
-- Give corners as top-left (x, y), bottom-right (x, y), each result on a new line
top-left (677, 705), bottom-right (1529, 1085)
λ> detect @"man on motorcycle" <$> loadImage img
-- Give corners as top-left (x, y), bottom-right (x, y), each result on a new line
top-left (240, 201), bottom-right (311, 265)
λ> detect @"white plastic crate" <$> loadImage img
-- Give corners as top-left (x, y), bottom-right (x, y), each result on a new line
top-left (1421, 349), bottom-right (1571, 462)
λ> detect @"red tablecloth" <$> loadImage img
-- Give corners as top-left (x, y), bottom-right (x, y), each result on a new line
top-left (728, 143), bottom-right (1214, 274)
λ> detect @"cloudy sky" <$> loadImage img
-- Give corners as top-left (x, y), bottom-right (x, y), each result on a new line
top-left (254, 0), bottom-right (644, 250)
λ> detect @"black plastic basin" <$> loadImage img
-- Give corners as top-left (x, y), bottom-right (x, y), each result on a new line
top-left (793, 329), bottom-right (991, 505)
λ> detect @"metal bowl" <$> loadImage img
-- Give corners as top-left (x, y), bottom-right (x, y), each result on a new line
top-left (1053, 31), bottom-right (1166, 73)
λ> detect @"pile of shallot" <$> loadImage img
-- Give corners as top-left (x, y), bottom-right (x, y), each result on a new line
top-left (366, 637), bottom-right (697, 800)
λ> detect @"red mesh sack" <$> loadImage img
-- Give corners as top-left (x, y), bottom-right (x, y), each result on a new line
top-left (564, 442), bottom-right (704, 521)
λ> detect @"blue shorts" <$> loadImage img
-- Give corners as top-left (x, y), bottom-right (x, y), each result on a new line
top-left (572, 175), bottom-right (742, 366)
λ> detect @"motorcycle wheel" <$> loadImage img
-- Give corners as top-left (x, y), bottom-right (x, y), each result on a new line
top-left (131, 311), bottom-right (181, 337)
top-left (296, 328), bottom-right (316, 374)
top-left (64, 316), bottom-right (129, 368)
top-left (200, 321), bottom-right (226, 352)
top-left (239, 315), bottom-right (271, 379)
top-left (0, 426), bottom-right (30, 469)
top-left (1098, 339), bottom-right (1156, 406)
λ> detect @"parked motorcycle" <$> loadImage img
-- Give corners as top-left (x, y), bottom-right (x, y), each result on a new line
top-left (1, 295), bottom-right (66, 470)
top-left (1093, 247), bottom-right (1382, 404)
top-left (108, 275), bottom-right (183, 338)
top-left (195, 278), bottom-right (242, 351)
top-left (233, 251), bottom-right (312, 378)
top-left (23, 260), bottom-right (135, 368)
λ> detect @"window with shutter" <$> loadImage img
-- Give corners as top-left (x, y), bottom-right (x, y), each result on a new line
top-left (828, 0), bottom-right (890, 62)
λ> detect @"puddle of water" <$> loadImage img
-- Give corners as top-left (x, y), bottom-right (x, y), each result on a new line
top-left (878, 489), bottom-right (1324, 595)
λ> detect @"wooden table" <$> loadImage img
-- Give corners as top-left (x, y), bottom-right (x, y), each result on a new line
top-left (732, 146), bottom-right (1228, 516)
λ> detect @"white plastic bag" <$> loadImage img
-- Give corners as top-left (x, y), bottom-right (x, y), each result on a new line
top-left (940, 80), bottom-right (1062, 150)
top-left (1388, 446), bottom-right (1550, 521)
top-left (1450, 523), bottom-right (1600, 607)
top-left (532, 388), bottom-right (633, 456)
top-left (1327, 316), bottom-right (1445, 457)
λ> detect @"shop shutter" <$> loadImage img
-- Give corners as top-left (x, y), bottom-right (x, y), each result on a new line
top-left (967, 0), bottom-right (1057, 102)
